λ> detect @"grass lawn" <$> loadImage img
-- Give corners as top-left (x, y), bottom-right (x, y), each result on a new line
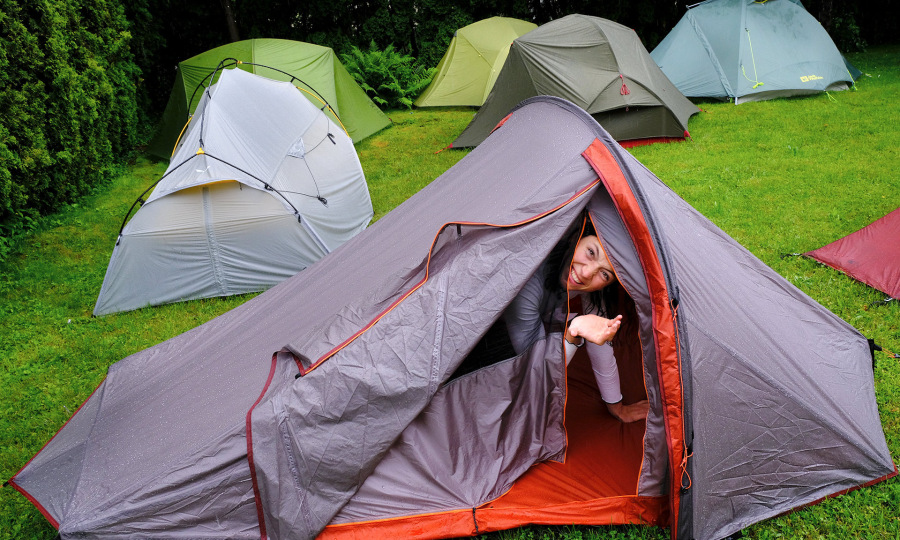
top-left (1, 45), bottom-right (898, 540)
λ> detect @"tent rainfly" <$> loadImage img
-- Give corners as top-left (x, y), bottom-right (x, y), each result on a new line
top-left (93, 68), bottom-right (373, 316)
top-left (147, 38), bottom-right (390, 159)
top-left (451, 14), bottom-right (699, 149)
top-left (804, 207), bottom-right (900, 300)
top-left (414, 16), bottom-right (537, 107)
top-left (10, 97), bottom-right (895, 540)
top-left (650, 0), bottom-right (861, 104)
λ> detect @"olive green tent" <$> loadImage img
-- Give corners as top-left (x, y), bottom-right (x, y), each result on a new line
top-left (148, 39), bottom-right (390, 159)
top-left (414, 17), bottom-right (537, 107)
top-left (451, 15), bottom-right (699, 149)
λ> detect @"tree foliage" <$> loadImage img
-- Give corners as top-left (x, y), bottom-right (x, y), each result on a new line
top-left (122, 0), bottom-right (231, 125)
top-left (0, 0), bottom-right (140, 258)
top-left (139, 0), bottom-right (894, 117)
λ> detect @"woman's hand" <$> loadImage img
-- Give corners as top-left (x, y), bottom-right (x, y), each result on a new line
top-left (606, 399), bottom-right (650, 423)
top-left (567, 314), bottom-right (622, 346)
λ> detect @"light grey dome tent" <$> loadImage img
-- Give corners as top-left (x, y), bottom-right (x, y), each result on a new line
top-left (12, 97), bottom-right (894, 540)
top-left (650, 0), bottom-right (861, 103)
top-left (93, 68), bottom-right (373, 316)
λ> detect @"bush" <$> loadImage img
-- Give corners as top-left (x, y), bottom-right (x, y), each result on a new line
top-left (830, 14), bottom-right (867, 52)
top-left (0, 0), bottom-right (140, 262)
top-left (341, 42), bottom-right (435, 110)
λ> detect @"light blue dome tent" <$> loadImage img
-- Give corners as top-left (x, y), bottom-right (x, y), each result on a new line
top-left (651, 0), bottom-right (861, 104)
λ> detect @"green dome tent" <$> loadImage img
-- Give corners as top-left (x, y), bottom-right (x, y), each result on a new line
top-left (414, 17), bottom-right (537, 107)
top-left (650, 0), bottom-right (861, 104)
top-left (147, 39), bottom-right (390, 159)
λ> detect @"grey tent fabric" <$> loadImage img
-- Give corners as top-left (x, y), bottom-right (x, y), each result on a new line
top-left (93, 69), bottom-right (373, 316)
top-left (11, 97), bottom-right (894, 540)
top-left (451, 14), bottom-right (699, 148)
top-left (596, 145), bottom-right (894, 540)
top-left (329, 338), bottom-right (567, 522)
top-left (650, 0), bottom-right (860, 103)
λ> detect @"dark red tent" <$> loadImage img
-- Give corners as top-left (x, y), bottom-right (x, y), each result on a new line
top-left (804, 208), bottom-right (900, 299)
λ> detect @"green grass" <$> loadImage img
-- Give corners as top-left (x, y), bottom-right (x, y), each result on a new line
top-left (361, 106), bottom-right (475, 220)
top-left (2, 45), bottom-right (899, 540)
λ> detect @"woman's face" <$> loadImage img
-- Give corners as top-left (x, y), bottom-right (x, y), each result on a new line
top-left (561, 235), bottom-right (615, 293)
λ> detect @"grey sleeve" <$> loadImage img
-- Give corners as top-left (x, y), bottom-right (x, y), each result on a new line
top-left (503, 270), bottom-right (547, 355)
top-left (586, 341), bottom-right (623, 403)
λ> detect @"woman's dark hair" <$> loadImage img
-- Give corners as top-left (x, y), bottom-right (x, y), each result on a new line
top-left (543, 217), bottom-right (619, 318)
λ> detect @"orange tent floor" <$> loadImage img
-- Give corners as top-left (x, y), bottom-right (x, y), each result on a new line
top-left (320, 355), bottom-right (668, 539)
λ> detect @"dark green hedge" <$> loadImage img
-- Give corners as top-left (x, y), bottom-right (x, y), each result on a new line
top-left (0, 0), bottom-right (140, 256)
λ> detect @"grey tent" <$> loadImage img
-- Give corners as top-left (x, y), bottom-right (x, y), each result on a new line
top-left (10, 97), bottom-right (894, 540)
top-left (650, 0), bottom-right (861, 103)
top-left (93, 68), bottom-right (373, 316)
top-left (451, 14), bottom-right (699, 149)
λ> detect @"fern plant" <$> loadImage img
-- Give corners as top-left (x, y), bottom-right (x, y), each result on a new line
top-left (342, 42), bottom-right (435, 110)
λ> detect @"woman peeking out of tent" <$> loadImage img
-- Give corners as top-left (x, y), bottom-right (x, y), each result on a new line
top-left (504, 219), bottom-right (650, 423)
